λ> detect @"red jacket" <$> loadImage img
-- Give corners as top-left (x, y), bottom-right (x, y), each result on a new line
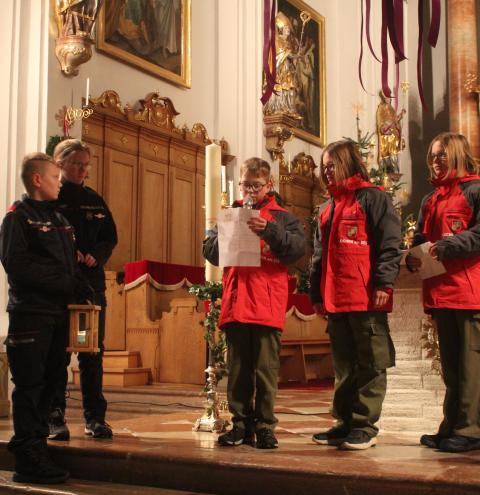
top-left (310, 175), bottom-right (402, 313)
top-left (414, 175), bottom-right (480, 310)
top-left (203, 194), bottom-right (305, 330)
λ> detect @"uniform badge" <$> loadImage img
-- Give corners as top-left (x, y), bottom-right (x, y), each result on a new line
top-left (451, 219), bottom-right (462, 232)
top-left (347, 226), bottom-right (358, 238)
top-left (94, 213), bottom-right (105, 219)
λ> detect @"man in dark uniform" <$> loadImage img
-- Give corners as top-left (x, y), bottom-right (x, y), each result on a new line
top-left (49, 139), bottom-right (117, 440)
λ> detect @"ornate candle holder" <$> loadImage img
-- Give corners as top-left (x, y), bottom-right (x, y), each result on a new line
top-left (55, 35), bottom-right (94, 77)
top-left (220, 192), bottom-right (229, 208)
top-left (192, 359), bottom-right (227, 433)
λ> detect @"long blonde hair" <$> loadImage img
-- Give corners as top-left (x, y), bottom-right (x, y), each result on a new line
top-left (320, 140), bottom-right (368, 188)
top-left (427, 132), bottom-right (479, 179)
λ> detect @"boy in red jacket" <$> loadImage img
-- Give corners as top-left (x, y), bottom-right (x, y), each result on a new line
top-left (407, 132), bottom-right (480, 453)
top-left (309, 140), bottom-right (402, 450)
top-left (203, 157), bottom-right (305, 449)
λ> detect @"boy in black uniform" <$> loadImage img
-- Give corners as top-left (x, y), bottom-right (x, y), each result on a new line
top-left (0, 153), bottom-right (83, 483)
top-left (49, 139), bottom-right (117, 440)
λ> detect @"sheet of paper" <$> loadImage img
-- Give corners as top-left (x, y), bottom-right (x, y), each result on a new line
top-left (218, 208), bottom-right (261, 267)
top-left (409, 242), bottom-right (447, 280)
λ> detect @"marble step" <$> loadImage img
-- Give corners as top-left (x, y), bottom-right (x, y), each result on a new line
top-left (0, 470), bottom-right (212, 495)
top-left (72, 367), bottom-right (150, 387)
top-left (379, 416), bottom-right (442, 433)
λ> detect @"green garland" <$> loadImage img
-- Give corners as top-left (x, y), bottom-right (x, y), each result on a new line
top-left (189, 282), bottom-right (227, 381)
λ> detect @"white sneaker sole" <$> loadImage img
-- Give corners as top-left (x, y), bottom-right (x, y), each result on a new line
top-left (312, 436), bottom-right (347, 446)
top-left (340, 436), bottom-right (377, 450)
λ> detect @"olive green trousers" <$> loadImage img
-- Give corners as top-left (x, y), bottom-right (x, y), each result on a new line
top-left (328, 311), bottom-right (395, 437)
top-left (432, 309), bottom-right (480, 439)
top-left (224, 323), bottom-right (281, 432)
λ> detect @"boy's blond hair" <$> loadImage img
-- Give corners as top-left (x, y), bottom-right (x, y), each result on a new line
top-left (240, 157), bottom-right (271, 180)
top-left (21, 152), bottom-right (57, 194)
top-left (53, 138), bottom-right (90, 163)
top-left (427, 132), bottom-right (480, 180)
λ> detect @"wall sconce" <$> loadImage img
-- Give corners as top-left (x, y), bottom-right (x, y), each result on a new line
top-left (54, 1), bottom-right (103, 76)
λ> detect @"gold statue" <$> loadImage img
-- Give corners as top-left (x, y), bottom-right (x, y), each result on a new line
top-left (263, 12), bottom-right (300, 117)
top-left (376, 91), bottom-right (405, 173)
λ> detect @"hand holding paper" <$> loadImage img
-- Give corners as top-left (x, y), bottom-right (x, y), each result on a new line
top-left (408, 242), bottom-right (447, 280)
top-left (218, 208), bottom-right (261, 267)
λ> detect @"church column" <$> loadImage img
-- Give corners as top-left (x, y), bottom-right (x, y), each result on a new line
top-left (447, 0), bottom-right (480, 156)
top-left (0, 0), bottom-right (50, 332)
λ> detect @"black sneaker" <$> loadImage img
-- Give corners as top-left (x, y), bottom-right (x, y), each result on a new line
top-left (312, 427), bottom-right (349, 446)
top-left (218, 425), bottom-right (255, 446)
top-left (48, 408), bottom-right (70, 441)
top-left (13, 440), bottom-right (69, 484)
top-left (256, 428), bottom-right (278, 449)
top-left (339, 430), bottom-right (377, 450)
top-left (420, 433), bottom-right (443, 449)
top-left (439, 435), bottom-right (480, 453)
top-left (85, 420), bottom-right (113, 439)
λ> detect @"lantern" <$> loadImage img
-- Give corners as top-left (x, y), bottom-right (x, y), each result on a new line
top-left (67, 304), bottom-right (101, 353)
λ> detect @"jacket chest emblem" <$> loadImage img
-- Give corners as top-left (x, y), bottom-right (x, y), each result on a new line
top-left (347, 225), bottom-right (358, 238)
top-left (85, 211), bottom-right (105, 220)
top-left (27, 219), bottom-right (52, 232)
top-left (451, 219), bottom-right (462, 232)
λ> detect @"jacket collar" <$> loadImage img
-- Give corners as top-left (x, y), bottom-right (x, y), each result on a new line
top-left (328, 174), bottom-right (376, 199)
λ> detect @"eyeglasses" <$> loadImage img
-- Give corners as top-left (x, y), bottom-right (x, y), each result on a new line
top-left (321, 162), bottom-right (335, 172)
top-left (430, 152), bottom-right (447, 162)
top-left (239, 181), bottom-right (267, 192)
top-left (66, 160), bottom-right (91, 170)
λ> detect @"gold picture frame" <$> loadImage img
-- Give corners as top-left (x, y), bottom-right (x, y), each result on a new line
top-left (96, 0), bottom-right (191, 88)
top-left (268, 0), bottom-right (326, 147)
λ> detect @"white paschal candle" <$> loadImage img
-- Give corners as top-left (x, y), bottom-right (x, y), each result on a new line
top-left (205, 143), bottom-right (223, 282)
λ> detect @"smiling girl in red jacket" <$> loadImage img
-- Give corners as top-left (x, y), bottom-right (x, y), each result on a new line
top-left (407, 132), bottom-right (480, 453)
top-left (309, 140), bottom-right (402, 450)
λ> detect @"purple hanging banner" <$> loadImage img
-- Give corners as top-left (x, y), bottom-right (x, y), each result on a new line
top-left (428, 0), bottom-right (441, 47)
top-left (381, 0), bottom-right (391, 98)
top-left (417, 0), bottom-right (428, 110)
top-left (365, 0), bottom-right (381, 62)
top-left (386, 0), bottom-right (406, 62)
top-left (261, 0), bottom-right (277, 105)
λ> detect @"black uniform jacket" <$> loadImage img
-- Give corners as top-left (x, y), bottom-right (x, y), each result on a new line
top-left (0, 196), bottom-right (77, 315)
top-left (57, 181), bottom-right (117, 292)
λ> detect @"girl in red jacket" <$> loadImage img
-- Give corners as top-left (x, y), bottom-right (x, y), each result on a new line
top-left (309, 140), bottom-right (402, 450)
top-left (407, 132), bottom-right (480, 453)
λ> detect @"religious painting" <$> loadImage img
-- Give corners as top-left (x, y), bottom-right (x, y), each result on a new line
top-left (96, 0), bottom-right (191, 88)
top-left (264, 0), bottom-right (326, 146)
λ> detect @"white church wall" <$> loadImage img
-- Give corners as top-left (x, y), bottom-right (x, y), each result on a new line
top-left (47, 1), bottom-right (218, 142)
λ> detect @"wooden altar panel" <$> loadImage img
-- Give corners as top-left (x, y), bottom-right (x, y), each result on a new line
top-left (104, 148), bottom-right (138, 271)
top-left (137, 158), bottom-right (169, 262)
top-left (168, 166), bottom-right (196, 265)
top-left (84, 141), bottom-right (104, 194)
top-left (104, 271), bottom-right (126, 350)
